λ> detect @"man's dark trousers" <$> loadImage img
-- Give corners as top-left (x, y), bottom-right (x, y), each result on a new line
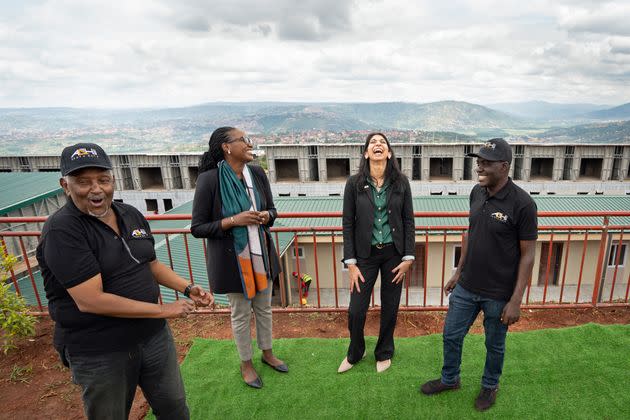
top-left (441, 284), bottom-right (509, 389)
top-left (65, 325), bottom-right (189, 420)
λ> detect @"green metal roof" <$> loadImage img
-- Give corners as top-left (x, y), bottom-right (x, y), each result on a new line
top-left (0, 172), bottom-right (63, 214)
top-left (12, 194), bottom-right (630, 308)
top-left (272, 195), bottom-right (630, 227)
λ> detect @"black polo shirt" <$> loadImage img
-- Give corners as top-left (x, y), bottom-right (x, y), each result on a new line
top-left (459, 178), bottom-right (538, 301)
top-left (36, 199), bottom-right (165, 355)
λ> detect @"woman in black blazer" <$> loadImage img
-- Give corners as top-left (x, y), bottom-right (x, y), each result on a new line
top-left (339, 132), bottom-right (415, 373)
top-left (191, 127), bottom-right (285, 389)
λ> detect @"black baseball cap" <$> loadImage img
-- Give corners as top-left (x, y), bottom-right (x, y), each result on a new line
top-left (466, 138), bottom-right (512, 163)
top-left (60, 143), bottom-right (113, 176)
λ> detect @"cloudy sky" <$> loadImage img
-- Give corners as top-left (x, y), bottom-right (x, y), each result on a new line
top-left (1, 0), bottom-right (629, 108)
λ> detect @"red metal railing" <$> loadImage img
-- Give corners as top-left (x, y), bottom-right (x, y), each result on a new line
top-left (1, 211), bottom-right (629, 316)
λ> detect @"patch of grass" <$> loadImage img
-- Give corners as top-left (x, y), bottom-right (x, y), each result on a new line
top-left (8, 363), bottom-right (33, 383)
top-left (149, 324), bottom-right (630, 419)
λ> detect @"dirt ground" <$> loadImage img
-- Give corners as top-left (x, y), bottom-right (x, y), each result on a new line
top-left (1, 307), bottom-right (629, 420)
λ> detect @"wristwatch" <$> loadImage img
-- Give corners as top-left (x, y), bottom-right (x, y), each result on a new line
top-left (183, 284), bottom-right (193, 298)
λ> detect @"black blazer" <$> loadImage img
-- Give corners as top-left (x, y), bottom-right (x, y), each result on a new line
top-left (190, 164), bottom-right (281, 294)
top-left (342, 174), bottom-right (415, 260)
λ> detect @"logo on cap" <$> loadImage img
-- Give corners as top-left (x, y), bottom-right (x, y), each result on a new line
top-left (71, 148), bottom-right (99, 160)
top-left (482, 142), bottom-right (497, 150)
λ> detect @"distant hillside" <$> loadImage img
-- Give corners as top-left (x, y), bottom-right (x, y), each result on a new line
top-left (586, 103), bottom-right (630, 120)
top-left (0, 101), bottom-right (524, 135)
top-left (537, 120), bottom-right (630, 143)
top-left (1, 101), bottom-right (628, 154)
top-left (235, 109), bottom-right (371, 132)
top-left (224, 101), bottom-right (525, 133)
top-left (329, 101), bottom-right (525, 131)
top-left (487, 101), bottom-right (609, 121)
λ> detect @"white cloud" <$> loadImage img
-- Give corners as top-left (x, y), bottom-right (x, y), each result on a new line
top-left (0, 0), bottom-right (628, 107)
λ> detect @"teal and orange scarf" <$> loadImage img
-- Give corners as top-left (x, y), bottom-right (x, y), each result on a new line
top-left (219, 161), bottom-right (270, 299)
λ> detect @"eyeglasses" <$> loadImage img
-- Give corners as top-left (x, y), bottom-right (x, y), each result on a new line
top-left (227, 136), bottom-right (253, 146)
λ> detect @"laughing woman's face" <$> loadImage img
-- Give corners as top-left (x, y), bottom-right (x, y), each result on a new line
top-left (364, 134), bottom-right (391, 161)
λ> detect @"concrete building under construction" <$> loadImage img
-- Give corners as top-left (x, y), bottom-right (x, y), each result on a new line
top-left (1, 142), bottom-right (629, 214)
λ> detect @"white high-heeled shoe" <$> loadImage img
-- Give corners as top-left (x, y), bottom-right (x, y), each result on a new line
top-left (337, 351), bottom-right (366, 373)
top-left (376, 359), bottom-right (391, 373)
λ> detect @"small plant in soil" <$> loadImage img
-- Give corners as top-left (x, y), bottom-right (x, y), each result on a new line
top-left (1, 244), bottom-right (37, 353)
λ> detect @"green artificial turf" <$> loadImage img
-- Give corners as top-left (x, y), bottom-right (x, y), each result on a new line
top-left (149, 323), bottom-right (630, 419)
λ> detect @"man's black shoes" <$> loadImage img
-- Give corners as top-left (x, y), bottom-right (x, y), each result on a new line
top-left (420, 378), bottom-right (461, 395)
top-left (474, 387), bottom-right (498, 411)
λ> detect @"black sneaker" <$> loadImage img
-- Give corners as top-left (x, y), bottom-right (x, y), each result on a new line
top-left (474, 387), bottom-right (498, 411)
top-left (420, 378), bottom-right (461, 395)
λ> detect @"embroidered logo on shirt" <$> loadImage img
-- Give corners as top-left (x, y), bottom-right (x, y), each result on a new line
top-left (70, 148), bottom-right (99, 160)
top-left (131, 229), bottom-right (149, 238)
top-left (491, 212), bottom-right (508, 223)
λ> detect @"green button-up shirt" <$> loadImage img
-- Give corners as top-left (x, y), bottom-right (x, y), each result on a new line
top-left (367, 178), bottom-right (393, 246)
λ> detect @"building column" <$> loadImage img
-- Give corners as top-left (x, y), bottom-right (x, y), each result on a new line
top-left (601, 148), bottom-right (614, 181)
top-left (453, 156), bottom-right (464, 181)
top-left (320, 158), bottom-right (328, 182)
top-left (421, 156), bottom-right (430, 181)
top-left (552, 153), bottom-right (564, 181)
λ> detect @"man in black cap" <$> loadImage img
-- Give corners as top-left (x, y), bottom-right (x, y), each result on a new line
top-left (36, 143), bottom-right (213, 420)
top-left (419, 138), bottom-right (537, 411)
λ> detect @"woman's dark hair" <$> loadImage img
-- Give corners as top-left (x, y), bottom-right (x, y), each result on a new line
top-left (354, 132), bottom-right (405, 189)
top-left (198, 126), bottom-right (235, 173)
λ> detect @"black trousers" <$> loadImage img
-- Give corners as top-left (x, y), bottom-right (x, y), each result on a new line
top-left (347, 244), bottom-right (404, 363)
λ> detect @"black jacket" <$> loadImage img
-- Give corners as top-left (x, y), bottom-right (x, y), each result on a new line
top-left (190, 164), bottom-right (281, 294)
top-left (342, 174), bottom-right (415, 260)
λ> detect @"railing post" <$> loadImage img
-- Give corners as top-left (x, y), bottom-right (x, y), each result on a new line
top-left (591, 216), bottom-right (609, 306)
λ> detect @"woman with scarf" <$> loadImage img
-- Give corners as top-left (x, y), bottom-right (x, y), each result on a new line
top-left (191, 127), bottom-right (286, 389)
top-left (339, 132), bottom-right (415, 374)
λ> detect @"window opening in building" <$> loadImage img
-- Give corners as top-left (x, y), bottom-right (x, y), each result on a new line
top-left (145, 199), bottom-right (158, 214)
top-left (276, 159), bottom-right (300, 182)
top-left (530, 158), bottom-right (554, 180)
top-left (429, 158), bottom-right (453, 180)
top-left (188, 167), bottom-right (199, 188)
top-left (309, 158), bottom-right (319, 182)
top-left (579, 158), bottom-right (603, 180)
top-left (326, 159), bottom-right (350, 181)
top-left (291, 247), bottom-right (305, 259)
top-left (608, 244), bottom-right (627, 267)
top-left (138, 167), bottom-right (165, 190)
top-left (537, 243), bottom-right (563, 286)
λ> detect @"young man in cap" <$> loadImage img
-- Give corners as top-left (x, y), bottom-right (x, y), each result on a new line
top-left (37, 143), bottom-right (214, 420)
top-left (419, 138), bottom-right (537, 411)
